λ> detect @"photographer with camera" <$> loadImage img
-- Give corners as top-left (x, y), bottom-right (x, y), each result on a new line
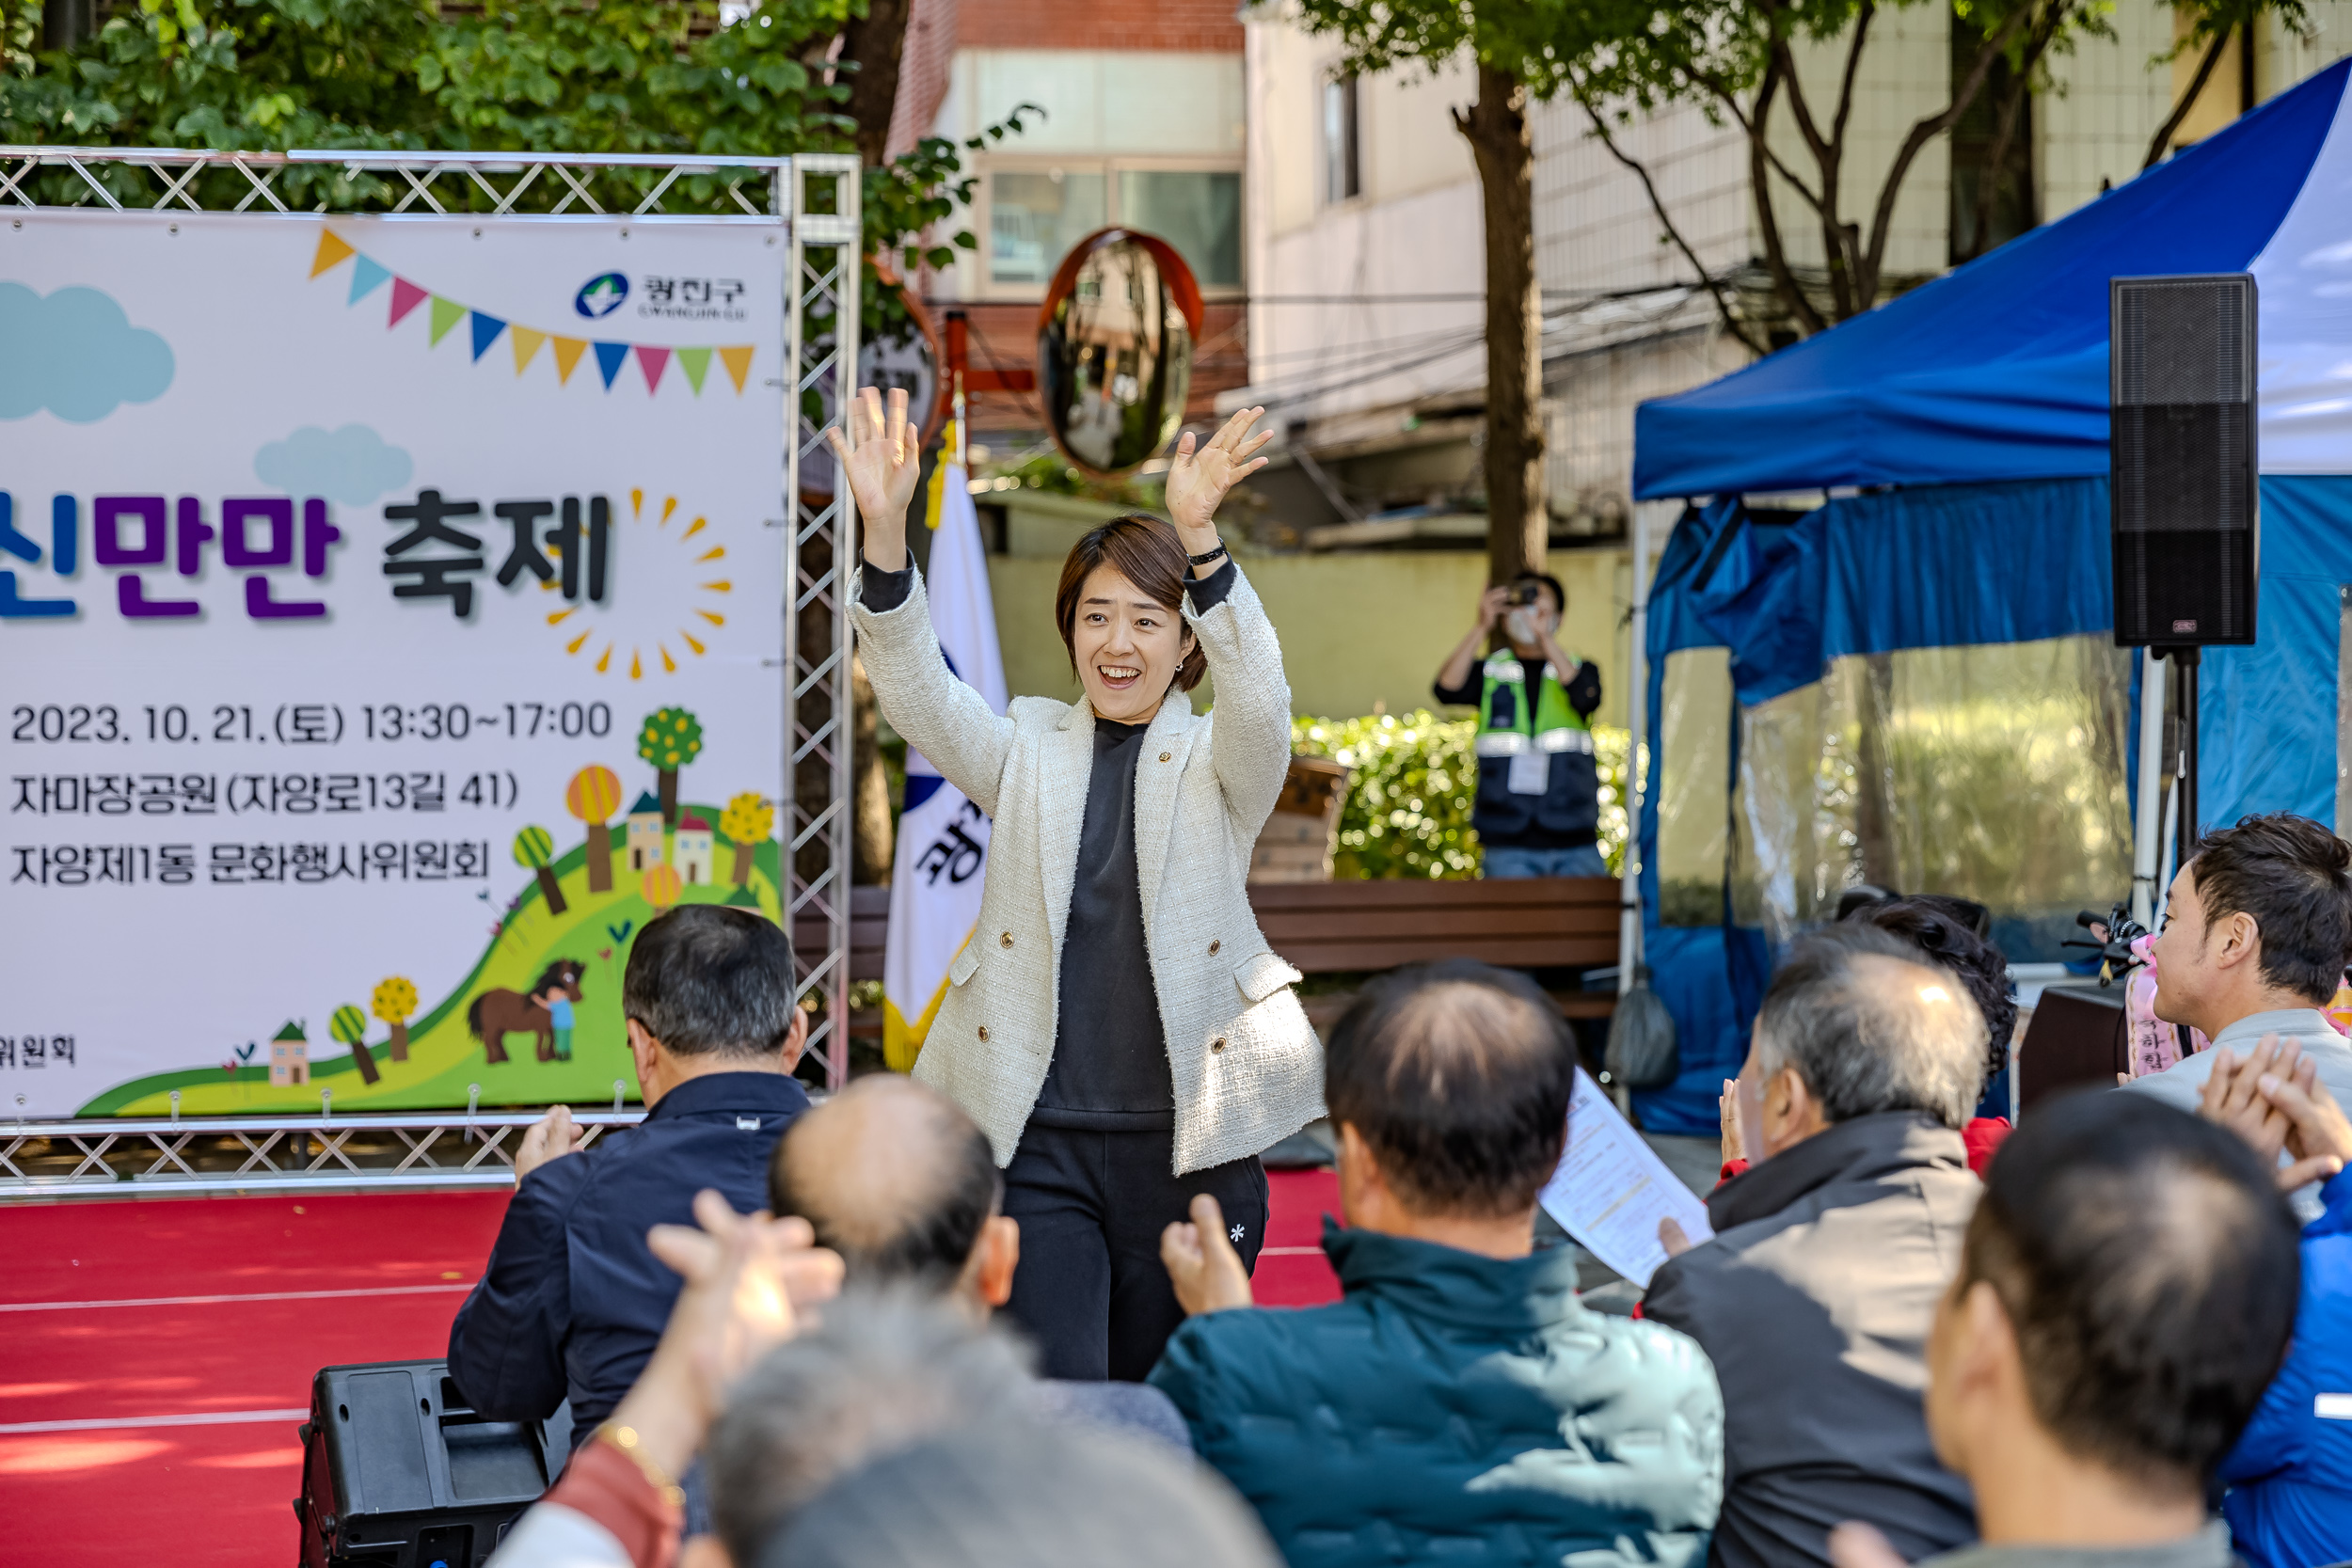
top-left (1433, 574), bottom-right (1604, 879)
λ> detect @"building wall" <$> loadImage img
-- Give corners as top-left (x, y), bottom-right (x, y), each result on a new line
top-left (1238, 16), bottom-right (1485, 430)
top-left (978, 493), bottom-right (1636, 723)
top-left (1530, 99), bottom-right (1749, 297)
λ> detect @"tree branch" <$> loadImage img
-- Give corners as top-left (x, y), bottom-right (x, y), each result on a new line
top-left (1855, 0), bottom-right (2038, 307)
top-left (1960, 8), bottom-right (2062, 263)
top-left (1573, 82), bottom-right (1771, 357)
top-left (1772, 39), bottom-right (1855, 317)
top-left (1747, 57), bottom-right (1827, 335)
top-left (2143, 24), bottom-right (2232, 170)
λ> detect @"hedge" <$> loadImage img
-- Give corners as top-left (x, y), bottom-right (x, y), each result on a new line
top-left (1290, 711), bottom-right (1633, 880)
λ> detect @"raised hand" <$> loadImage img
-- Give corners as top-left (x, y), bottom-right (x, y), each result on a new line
top-left (1164, 405), bottom-right (1274, 544)
top-left (824, 386), bottom-right (923, 571)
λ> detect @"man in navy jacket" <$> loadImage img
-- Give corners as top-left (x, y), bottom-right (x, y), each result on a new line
top-left (448, 904), bottom-right (810, 1443)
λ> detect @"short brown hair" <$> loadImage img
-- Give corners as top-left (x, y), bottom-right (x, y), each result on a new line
top-left (1053, 513), bottom-right (1205, 693)
top-left (2186, 813), bottom-right (2352, 1004)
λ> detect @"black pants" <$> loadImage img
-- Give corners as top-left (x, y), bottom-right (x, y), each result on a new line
top-left (1000, 1120), bottom-right (1266, 1382)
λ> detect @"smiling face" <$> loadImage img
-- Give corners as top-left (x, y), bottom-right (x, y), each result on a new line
top-left (1071, 563), bottom-right (1193, 722)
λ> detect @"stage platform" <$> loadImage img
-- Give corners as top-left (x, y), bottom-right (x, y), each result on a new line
top-left (1, 1170), bottom-right (1343, 1566)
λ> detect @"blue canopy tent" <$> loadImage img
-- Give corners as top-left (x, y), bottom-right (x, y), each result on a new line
top-left (1622, 58), bottom-right (2352, 1132)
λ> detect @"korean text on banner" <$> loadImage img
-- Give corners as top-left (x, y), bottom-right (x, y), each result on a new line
top-left (0, 211), bottom-right (787, 1117)
top-left (882, 448), bottom-right (1008, 1071)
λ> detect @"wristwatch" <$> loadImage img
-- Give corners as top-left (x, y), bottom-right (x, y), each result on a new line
top-left (1188, 540), bottom-right (1229, 566)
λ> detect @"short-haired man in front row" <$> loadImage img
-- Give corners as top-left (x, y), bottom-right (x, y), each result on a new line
top-left (1151, 959), bottom-right (1724, 1568)
top-left (2128, 813), bottom-right (2352, 1214)
top-left (449, 904), bottom-right (810, 1442)
top-left (766, 1072), bottom-right (1191, 1449)
top-left (1832, 1090), bottom-right (2301, 1568)
top-left (1645, 924), bottom-right (1989, 1568)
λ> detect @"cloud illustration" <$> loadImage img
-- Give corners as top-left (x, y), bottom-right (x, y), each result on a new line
top-left (254, 424), bottom-right (415, 507)
top-left (0, 283), bottom-right (175, 422)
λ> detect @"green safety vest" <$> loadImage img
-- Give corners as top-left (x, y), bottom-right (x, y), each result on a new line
top-left (1474, 650), bottom-right (1593, 760)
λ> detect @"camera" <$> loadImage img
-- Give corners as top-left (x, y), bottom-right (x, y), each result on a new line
top-left (1506, 583), bottom-right (1540, 608)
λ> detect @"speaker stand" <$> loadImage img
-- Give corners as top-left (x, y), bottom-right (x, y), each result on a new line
top-left (2167, 645), bottom-right (2201, 868)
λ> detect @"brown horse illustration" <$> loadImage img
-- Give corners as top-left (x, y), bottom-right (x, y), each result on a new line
top-left (468, 959), bottom-right (586, 1064)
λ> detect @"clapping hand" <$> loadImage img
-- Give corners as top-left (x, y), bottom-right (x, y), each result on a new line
top-left (1163, 406), bottom-right (1273, 544)
top-left (1161, 1193), bottom-right (1256, 1316)
top-left (516, 1103), bottom-right (588, 1181)
top-left (2199, 1035), bottom-right (2352, 1191)
top-left (825, 386), bottom-right (924, 572)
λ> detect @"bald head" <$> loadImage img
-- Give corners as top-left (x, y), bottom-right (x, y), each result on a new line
top-left (769, 1076), bottom-right (1004, 1293)
top-left (1753, 924), bottom-right (1990, 1128)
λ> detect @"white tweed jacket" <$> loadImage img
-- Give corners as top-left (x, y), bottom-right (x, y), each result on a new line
top-left (850, 562), bottom-right (1325, 1174)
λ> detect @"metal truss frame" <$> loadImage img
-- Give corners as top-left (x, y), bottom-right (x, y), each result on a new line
top-left (0, 1108), bottom-right (647, 1199)
top-left (0, 148), bottom-right (861, 1192)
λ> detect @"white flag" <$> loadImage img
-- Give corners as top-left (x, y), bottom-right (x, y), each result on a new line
top-left (882, 451), bottom-right (1007, 1071)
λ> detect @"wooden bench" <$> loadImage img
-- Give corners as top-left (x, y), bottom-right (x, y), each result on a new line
top-left (801, 877), bottom-right (1622, 1044)
top-left (1248, 876), bottom-right (1623, 1021)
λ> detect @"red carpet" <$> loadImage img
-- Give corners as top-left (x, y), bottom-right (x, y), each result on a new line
top-left (1, 1169), bottom-right (1340, 1566)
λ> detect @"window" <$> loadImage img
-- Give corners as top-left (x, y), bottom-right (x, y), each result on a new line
top-left (1323, 74), bottom-right (1361, 205)
top-left (1118, 170), bottom-right (1241, 289)
top-left (990, 170), bottom-right (1107, 288)
top-left (982, 161), bottom-right (1244, 296)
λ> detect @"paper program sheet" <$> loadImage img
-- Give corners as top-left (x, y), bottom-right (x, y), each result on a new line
top-left (1538, 1069), bottom-right (1715, 1289)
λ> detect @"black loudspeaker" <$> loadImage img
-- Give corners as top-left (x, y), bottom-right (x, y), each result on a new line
top-left (2110, 273), bottom-right (2259, 647)
top-left (295, 1360), bottom-right (573, 1568)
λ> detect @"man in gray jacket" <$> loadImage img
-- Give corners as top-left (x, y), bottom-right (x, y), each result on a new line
top-left (1645, 925), bottom-right (1989, 1568)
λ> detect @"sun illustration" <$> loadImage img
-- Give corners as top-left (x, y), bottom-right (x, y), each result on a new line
top-left (545, 487), bottom-right (732, 679)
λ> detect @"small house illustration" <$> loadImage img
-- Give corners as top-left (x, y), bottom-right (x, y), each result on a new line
top-left (269, 1021), bottom-right (310, 1087)
top-left (675, 815), bottom-right (713, 884)
top-left (626, 791), bottom-right (666, 871)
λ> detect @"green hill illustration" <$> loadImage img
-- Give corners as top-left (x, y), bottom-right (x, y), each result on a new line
top-left (79, 780), bottom-right (786, 1117)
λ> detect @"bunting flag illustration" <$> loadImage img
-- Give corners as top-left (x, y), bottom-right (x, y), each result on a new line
top-left (307, 229), bottom-right (755, 398)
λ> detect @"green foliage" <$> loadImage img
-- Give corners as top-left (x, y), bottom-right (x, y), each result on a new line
top-left (1287, 0), bottom-right (1584, 98)
top-left (1291, 711), bottom-right (1633, 881)
top-left (329, 1003), bottom-right (368, 1044)
top-left (638, 705), bottom-right (705, 771)
top-left (0, 0), bottom-right (1026, 346)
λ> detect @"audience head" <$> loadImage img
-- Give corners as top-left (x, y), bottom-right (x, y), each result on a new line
top-left (1743, 925), bottom-right (1986, 1155)
top-left (1928, 1090), bottom-right (2298, 1505)
top-left (761, 1416), bottom-right (1279, 1568)
top-left (768, 1075), bottom-right (1017, 1311)
top-left (621, 907), bottom-right (804, 1090)
top-left (1323, 959), bottom-right (1576, 1231)
top-left (1845, 895), bottom-right (2016, 1090)
top-left (2153, 812), bottom-right (2352, 1033)
top-left (705, 1291), bottom-right (1033, 1567)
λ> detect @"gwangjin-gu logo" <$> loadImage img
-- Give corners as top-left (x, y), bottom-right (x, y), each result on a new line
top-left (574, 273), bottom-right (629, 320)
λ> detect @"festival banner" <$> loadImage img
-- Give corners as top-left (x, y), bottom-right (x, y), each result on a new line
top-left (0, 210), bottom-right (788, 1117)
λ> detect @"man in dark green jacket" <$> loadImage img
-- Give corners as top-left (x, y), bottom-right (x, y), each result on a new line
top-left (1151, 959), bottom-right (1723, 1568)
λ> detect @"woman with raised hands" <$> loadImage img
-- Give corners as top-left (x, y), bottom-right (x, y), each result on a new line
top-left (827, 387), bottom-right (1323, 1383)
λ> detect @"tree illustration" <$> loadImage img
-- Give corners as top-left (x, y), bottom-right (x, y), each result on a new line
top-left (565, 765), bottom-right (623, 893)
top-left (513, 824), bottom-right (567, 914)
top-left (330, 1004), bottom-right (377, 1085)
top-left (643, 862), bottom-right (683, 912)
top-left (372, 976), bottom-right (418, 1062)
top-left (720, 791), bottom-right (775, 886)
top-left (637, 707), bottom-right (705, 827)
